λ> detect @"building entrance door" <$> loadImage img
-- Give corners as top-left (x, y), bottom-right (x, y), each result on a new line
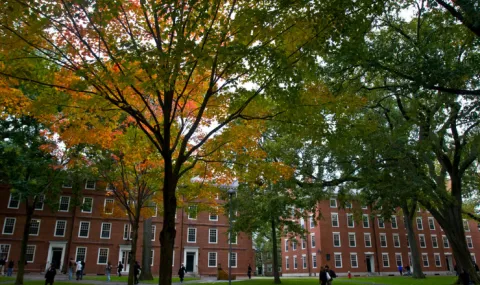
top-left (120, 250), bottom-right (131, 273)
top-left (186, 252), bottom-right (195, 272)
top-left (366, 257), bottom-right (372, 272)
top-left (51, 247), bottom-right (63, 269)
top-left (446, 255), bottom-right (454, 272)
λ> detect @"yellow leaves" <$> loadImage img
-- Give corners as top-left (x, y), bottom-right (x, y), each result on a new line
top-left (0, 76), bottom-right (31, 117)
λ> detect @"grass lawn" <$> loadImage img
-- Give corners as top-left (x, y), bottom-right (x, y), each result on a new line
top-left (82, 275), bottom-right (199, 283)
top-left (351, 276), bottom-right (457, 285)
top-left (0, 282), bottom-right (90, 285)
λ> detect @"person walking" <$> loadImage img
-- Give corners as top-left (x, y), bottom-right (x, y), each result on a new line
top-left (80, 260), bottom-right (85, 279)
top-left (44, 263), bottom-right (56, 285)
top-left (247, 264), bottom-right (252, 279)
top-left (106, 261), bottom-right (112, 281)
top-left (398, 264), bottom-right (403, 276)
top-left (68, 258), bottom-right (75, 281)
top-left (75, 260), bottom-right (82, 280)
top-left (178, 263), bottom-right (186, 283)
top-left (7, 260), bottom-right (14, 276)
top-left (325, 265), bottom-right (336, 285)
top-left (133, 261), bottom-right (141, 285)
top-left (0, 257), bottom-right (5, 276)
top-left (117, 261), bottom-right (123, 277)
top-left (319, 266), bottom-right (328, 285)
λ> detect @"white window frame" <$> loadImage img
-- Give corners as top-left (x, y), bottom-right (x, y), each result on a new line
top-left (348, 233), bottom-right (356, 247)
top-left (75, 247), bottom-right (87, 262)
top-left (442, 235), bottom-right (449, 248)
top-left (2, 218), bottom-right (16, 235)
top-left (333, 232), bottom-right (341, 247)
top-left (302, 254), bottom-right (307, 269)
top-left (311, 234), bottom-right (316, 248)
top-left (62, 181), bottom-right (73, 188)
top-left (150, 250), bottom-right (154, 266)
top-left (229, 232), bottom-right (237, 245)
top-left (301, 238), bottom-right (306, 249)
top-left (228, 252), bottom-right (237, 268)
top-left (34, 195), bottom-right (44, 211)
top-left (350, 253), bottom-right (358, 268)
top-left (419, 234), bottom-right (426, 248)
top-left (382, 253), bottom-right (390, 267)
top-left (78, 221), bottom-right (90, 238)
top-left (187, 227), bottom-right (196, 243)
top-left (380, 233), bottom-right (387, 247)
top-left (431, 235), bottom-right (438, 248)
top-left (187, 205), bottom-right (198, 220)
top-left (364, 233), bottom-right (372, 247)
top-left (292, 241), bottom-right (297, 251)
top-left (391, 216), bottom-right (398, 229)
top-left (309, 215), bottom-right (314, 228)
top-left (0, 244), bottom-right (10, 260)
top-left (330, 198), bottom-right (337, 208)
top-left (347, 214), bottom-right (354, 228)
top-left (123, 224), bottom-right (132, 240)
top-left (428, 217), bottom-right (435, 230)
top-left (151, 225), bottom-right (156, 242)
top-left (285, 257), bottom-right (290, 270)
top-left (293, 255), bottom-right (298, 270)
top-left (97, 248), bottom-right (109, 265)
top-left (29, 219), bottom-right (41, 236)
top-left (104, 199), bottom-right (114, 214)
top-left (416, 217), bottom-right (423, 230)
top-left (59, 196), bottom-right (70, 212)
top-left (85, 180), bottom-right (96, 190)
top-left (466, 236), bottom-right (473, 248)
top-left (463, 219), bottom-right (470, 232)
top-left (100, 223), bottom-right (111, 239)
top-left (363, 214), bottom-right (370, 228)
top-left (395, 253), bottom-right (403, 267)
top-left (312, 254), bottom-right (317, 268)
top-left (208, 252), bottom-right (217, 268)
top-left (54, 220), bottom-right (67, 237)
top-left (209, 228), bottom-right (218, 244)
top-left (422, 253), bottom-right (429, 267)
top-left (8, 194), bottom-right (20, 209)
top-left (285, 240), bottom-right (289, 252)
top-left (81, 197), bottom-right (93, 213)
top-left (331, 213), bottom-right (339, 227)
top-left (378, 216), bottom-right (385, 228)
top-left (393, 234), bottom-right (400, 248)
top-left (434, 253), bottom-right (441, 267)
top-left (209, 211), bottom-right (218, 221)
top-left (334, 253), bottom-right (343, 268)
top-left (361, 205), bottom-right (368, 210)
top-left (26, 245), bottom-right (36, 263)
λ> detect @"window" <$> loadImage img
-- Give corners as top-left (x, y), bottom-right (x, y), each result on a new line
top-left (416, 217), bottom-right (423, 230)
top-left (188, 205), bottom-right (198, 220)
top-left (382, 253), bottom-right (390, 267)
top-left (285, 240), bottom-right (289, 252)
top-left (422, 254), bottom-right (429, 267)
top-left (300, 218), bottom-right (305, 229)
top-left (331, 213), bottom-right (339, 227)
top-left (8, 194), bottom-right (20, 209)
top-left (292, 241), bottom-right (297, 251)
top-left (293, 256), bottom-right (298, 269)
top-left (364, 233), bottom-right (372, 247)
top-left (100, 223), bottom-right (111, 239)
top-left (330, 198), bottom-right (337, 208)
top-left (26, 245), bottom-right (35, 263)
top-left (471, 253), bottom-right (476, 263)
top-left (151, 225), bottom-right (156, 241)
top-left (466, 236), bottom-right (473, 248)
top-left (2, 218), bottom-right (15, 235)
top-left (85, 180), bottom-right (96, 190)
top-left (62, 180), bottom-right (73, 188)
top-left (348, 233), bottom-right (356, 247)
top-left (395, 253), bottom-right (403, 266)
top-left (78, 221), bottom-right (90, 238)
top-left (333, 233), bottom-right (341, 247)
top-left (285, 257), bottom-right (290, 270)
top-left (393, 234), bottom-right (400, 248)
top-left (301, 238), bottom-right (306, 249)
top-left (97, 248), bottom-right (108, 264)
top-left (208, 252), bottom-right (217, 267)
top-left (309, 216), bottom-right (315, 228)
top-left (419, 234), bottom-right (426, 248)
top-left (350, 253), bottom-right (358, 268)
top-left (187, 228), bottom-right (196, 243)
top-left (312, 254), bottom-right (317, 268)
top-left (463, 219), bottom-right (470, 232)
top-left (431, 235), bottom-right (438, 248)
top-left (29, 219), bottom-right (40, 236)
top-left (361, 204), bottom-right (368, 210)
top-left (428, 217), bottom-right (435, 230)
top-left (209, 211), bottom-right (218, 221)
top-left (380, 233), bottom-right (387, 247)
top-left (406, 234), bottom-right (410, 247)
top-left (434, 253), bottom-right (441, 267)
top-left (209, 229), bottom-right (218, 244)
top-left (378, 217), bottom-right (385, 228)
top-left (75, 247), bottom-right (87, 262)
top-left (106, 183), bottom-right (116, 191)
top-left (311, 234), bottom-right (316, 248)
top-left (229, 252), bottom-right (237, 268)
top-left (347, 214), bottom-right (354, 228)
top-left (54, 220), bottom-right (67, 237)
top-left (0, 245), bottom-right (10, 260)
top-left (123, 224), bottom-right (132, 240)
top-left (334, 253), bottom-right (342, 268)
top-left (59, 196), bottom-right (70, 212)
top-left (345, 201), bottom-right (352, 209)
top-left (82, 197), bottom-right (93, 213)
top-left (408, 253), bottom-right (413, 267)
top-left (34, 195), bottom-right (44, 210)
top-left (391, 216), bottom-right (398, 229)
top-left (302, 255), bottom-right (307, 269)
top-left (442, 235), bottom-right (449, 248)
top-left (104, 199), bottom-right (114, 214)
top-left (363, 214), bottom-right (370, 228)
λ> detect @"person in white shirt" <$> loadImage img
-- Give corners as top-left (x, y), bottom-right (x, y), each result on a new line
top-left (76, 261), bottom-right (83, 280)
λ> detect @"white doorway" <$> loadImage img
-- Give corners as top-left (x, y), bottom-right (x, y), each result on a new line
top-left (446, 255), bottom-right (454, 272)
top-left (183, 247), bottom-right (199, 273)
top-left (119, 245), bottom-right (132, 273)
top-left (365, 253), bottom-right (375, 273)
top-left (46, 241), bottom-right (67, 272)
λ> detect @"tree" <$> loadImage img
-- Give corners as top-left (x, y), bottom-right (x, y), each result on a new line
top-left (0, 116), bottom-right (65, 285)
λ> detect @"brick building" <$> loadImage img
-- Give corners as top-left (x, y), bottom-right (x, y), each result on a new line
top-left (282, 198), bottom-right (480, 276)
top-left (0, 182), bottom-right (254, 277)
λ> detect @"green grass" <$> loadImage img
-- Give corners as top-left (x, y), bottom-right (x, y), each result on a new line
top-left (350, 276), bottom-right (457, 285)
top-left (0, 282), bottom-right (90, 285)
top-left (82, 275), bottom-right (199, 283)
top-left (0, 276), bottom-right (15, 281)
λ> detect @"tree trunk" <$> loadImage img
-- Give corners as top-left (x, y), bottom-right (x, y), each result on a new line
top-left (158, 166), bottom-right (177, 285)
top-left (402, 204), bottom-right (425, 279)
top-left (271, 217), bottom-right (281, 284)
top-left (140, 218), bottom-right (153, 281)
top-left (128, 218), bottom-right (140, 285)
top-left (63, 205), bottom-right (77, 274)
top-left (15, 200), bottom-right (34, 285)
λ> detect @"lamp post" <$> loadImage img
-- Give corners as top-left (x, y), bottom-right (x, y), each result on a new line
top-left (227, 188), bottom-right (236, 285)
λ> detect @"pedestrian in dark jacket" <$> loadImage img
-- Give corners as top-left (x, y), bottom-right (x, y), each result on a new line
top-left (133, 261), bottom-right (141, 285)
top-left (319, 266), bottom-right (328, 285)
top-left (247, 264), bottom-right (252, 279)
top-left (7, 260), bottom-right (14, 276)
top-left (325, 265), bottom-right (336, 285)
top-left (178, 264), bottom-right (186, 283)
top-left (45, 264), bottom-right (56, 285)
top-left (117, 261), bottom-right (123, 277)
top-left (80, 260), bottom-right (85, 279)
